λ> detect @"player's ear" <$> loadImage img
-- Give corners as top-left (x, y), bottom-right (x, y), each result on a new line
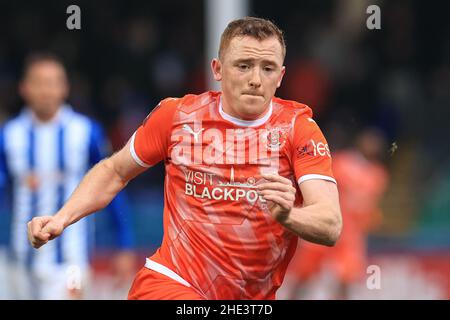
top-left (211, 58), bottom-right (222, 81)
top-left (276, 66), bottom-right (286, 88)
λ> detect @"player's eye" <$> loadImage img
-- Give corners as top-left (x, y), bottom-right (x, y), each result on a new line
top-left (237, 64), bottom-right (250, 71)
top-left (263, 66), bottom-right (274, 72)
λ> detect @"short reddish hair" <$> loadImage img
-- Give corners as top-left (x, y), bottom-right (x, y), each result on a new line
top-left (219, 17), bottom-right (286, 60)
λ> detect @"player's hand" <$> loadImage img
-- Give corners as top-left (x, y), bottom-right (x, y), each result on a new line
top-left (27, 215), bottom-right (65, 249)
top-left (257, 173), bottom-right (296, 222)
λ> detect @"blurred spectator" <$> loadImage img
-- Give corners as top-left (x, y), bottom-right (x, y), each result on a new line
top-left (0, 53), bottom-right (136, 299)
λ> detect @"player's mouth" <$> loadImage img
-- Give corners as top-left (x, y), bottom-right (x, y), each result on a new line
top-left (242, 93), bottom-right (264, 98)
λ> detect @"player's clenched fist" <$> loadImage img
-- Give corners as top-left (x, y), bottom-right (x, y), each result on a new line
top-left (27, 216), bottom-right (65, 249)
top-left (257, 173), bottom-right (297, 222)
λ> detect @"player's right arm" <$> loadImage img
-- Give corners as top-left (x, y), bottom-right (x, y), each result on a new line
top-left (28, 98), bottom-right (177, 249)
top-left (28, 139), bottom-right (146, 249)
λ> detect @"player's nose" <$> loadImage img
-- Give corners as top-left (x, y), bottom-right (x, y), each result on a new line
top-left (248, 68), bottom-right (262, 88)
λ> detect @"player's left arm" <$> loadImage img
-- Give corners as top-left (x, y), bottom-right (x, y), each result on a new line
top-left (259, 112), bottom-right (342, 246)
top-left (258, 174), bottom-right (341, 246)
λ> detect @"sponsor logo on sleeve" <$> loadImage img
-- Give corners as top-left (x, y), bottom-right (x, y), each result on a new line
top-left (297, 139), bottom-right (331, 158)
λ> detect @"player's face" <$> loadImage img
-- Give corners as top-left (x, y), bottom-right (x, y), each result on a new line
top-left (20, 61), bottom-right (69, 121)
top-left (211, 36), bottom-right (285, 120)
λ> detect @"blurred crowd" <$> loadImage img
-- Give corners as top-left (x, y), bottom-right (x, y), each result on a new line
top-left (0, 0), bottom-right (449, 299)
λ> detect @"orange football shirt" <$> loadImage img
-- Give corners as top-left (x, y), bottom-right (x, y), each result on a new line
top-left (130, 91), bottom-right (335, 299)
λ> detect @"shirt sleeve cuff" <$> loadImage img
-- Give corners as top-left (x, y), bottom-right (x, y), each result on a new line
top-left (298, 174), bottom-right (337, 186)
top-left (130, 132), bottom-right (151, 168)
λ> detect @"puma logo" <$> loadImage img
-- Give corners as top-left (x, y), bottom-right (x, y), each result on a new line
top-left (182, 124), bottom-right (205, 142)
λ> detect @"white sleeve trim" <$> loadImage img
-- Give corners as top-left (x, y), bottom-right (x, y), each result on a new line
top-left (298, 174), bottom-right (337, 185)
top-left (145, 258), bottom-right (192, 288)
top-left (130, 132), bottom-right (151, 168)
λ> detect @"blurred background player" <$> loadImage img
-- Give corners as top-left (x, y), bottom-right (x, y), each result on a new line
top-left (285, 127), bottom-right (389, 299)
top-left (0, 53), bottom-right (136, 299)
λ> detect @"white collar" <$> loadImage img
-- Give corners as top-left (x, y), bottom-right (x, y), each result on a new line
top-left (218, 96), bottom-right (272, 127)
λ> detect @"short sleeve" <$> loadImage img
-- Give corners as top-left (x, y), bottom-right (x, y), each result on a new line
top-left (130, 99), bottom-right (177, 167)
top-left (291, 115), bottom-right (336, 186)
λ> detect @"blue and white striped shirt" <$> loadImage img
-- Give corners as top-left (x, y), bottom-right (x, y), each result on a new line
top-left (0, 105), bottom-right (133, 272)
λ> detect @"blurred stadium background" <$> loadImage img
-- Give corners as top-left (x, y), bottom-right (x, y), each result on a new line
top-left (0, 0), bottom-right (449, 299)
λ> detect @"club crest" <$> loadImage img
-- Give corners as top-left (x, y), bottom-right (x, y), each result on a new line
top-left (266, 128), bottom-right (287, 151)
